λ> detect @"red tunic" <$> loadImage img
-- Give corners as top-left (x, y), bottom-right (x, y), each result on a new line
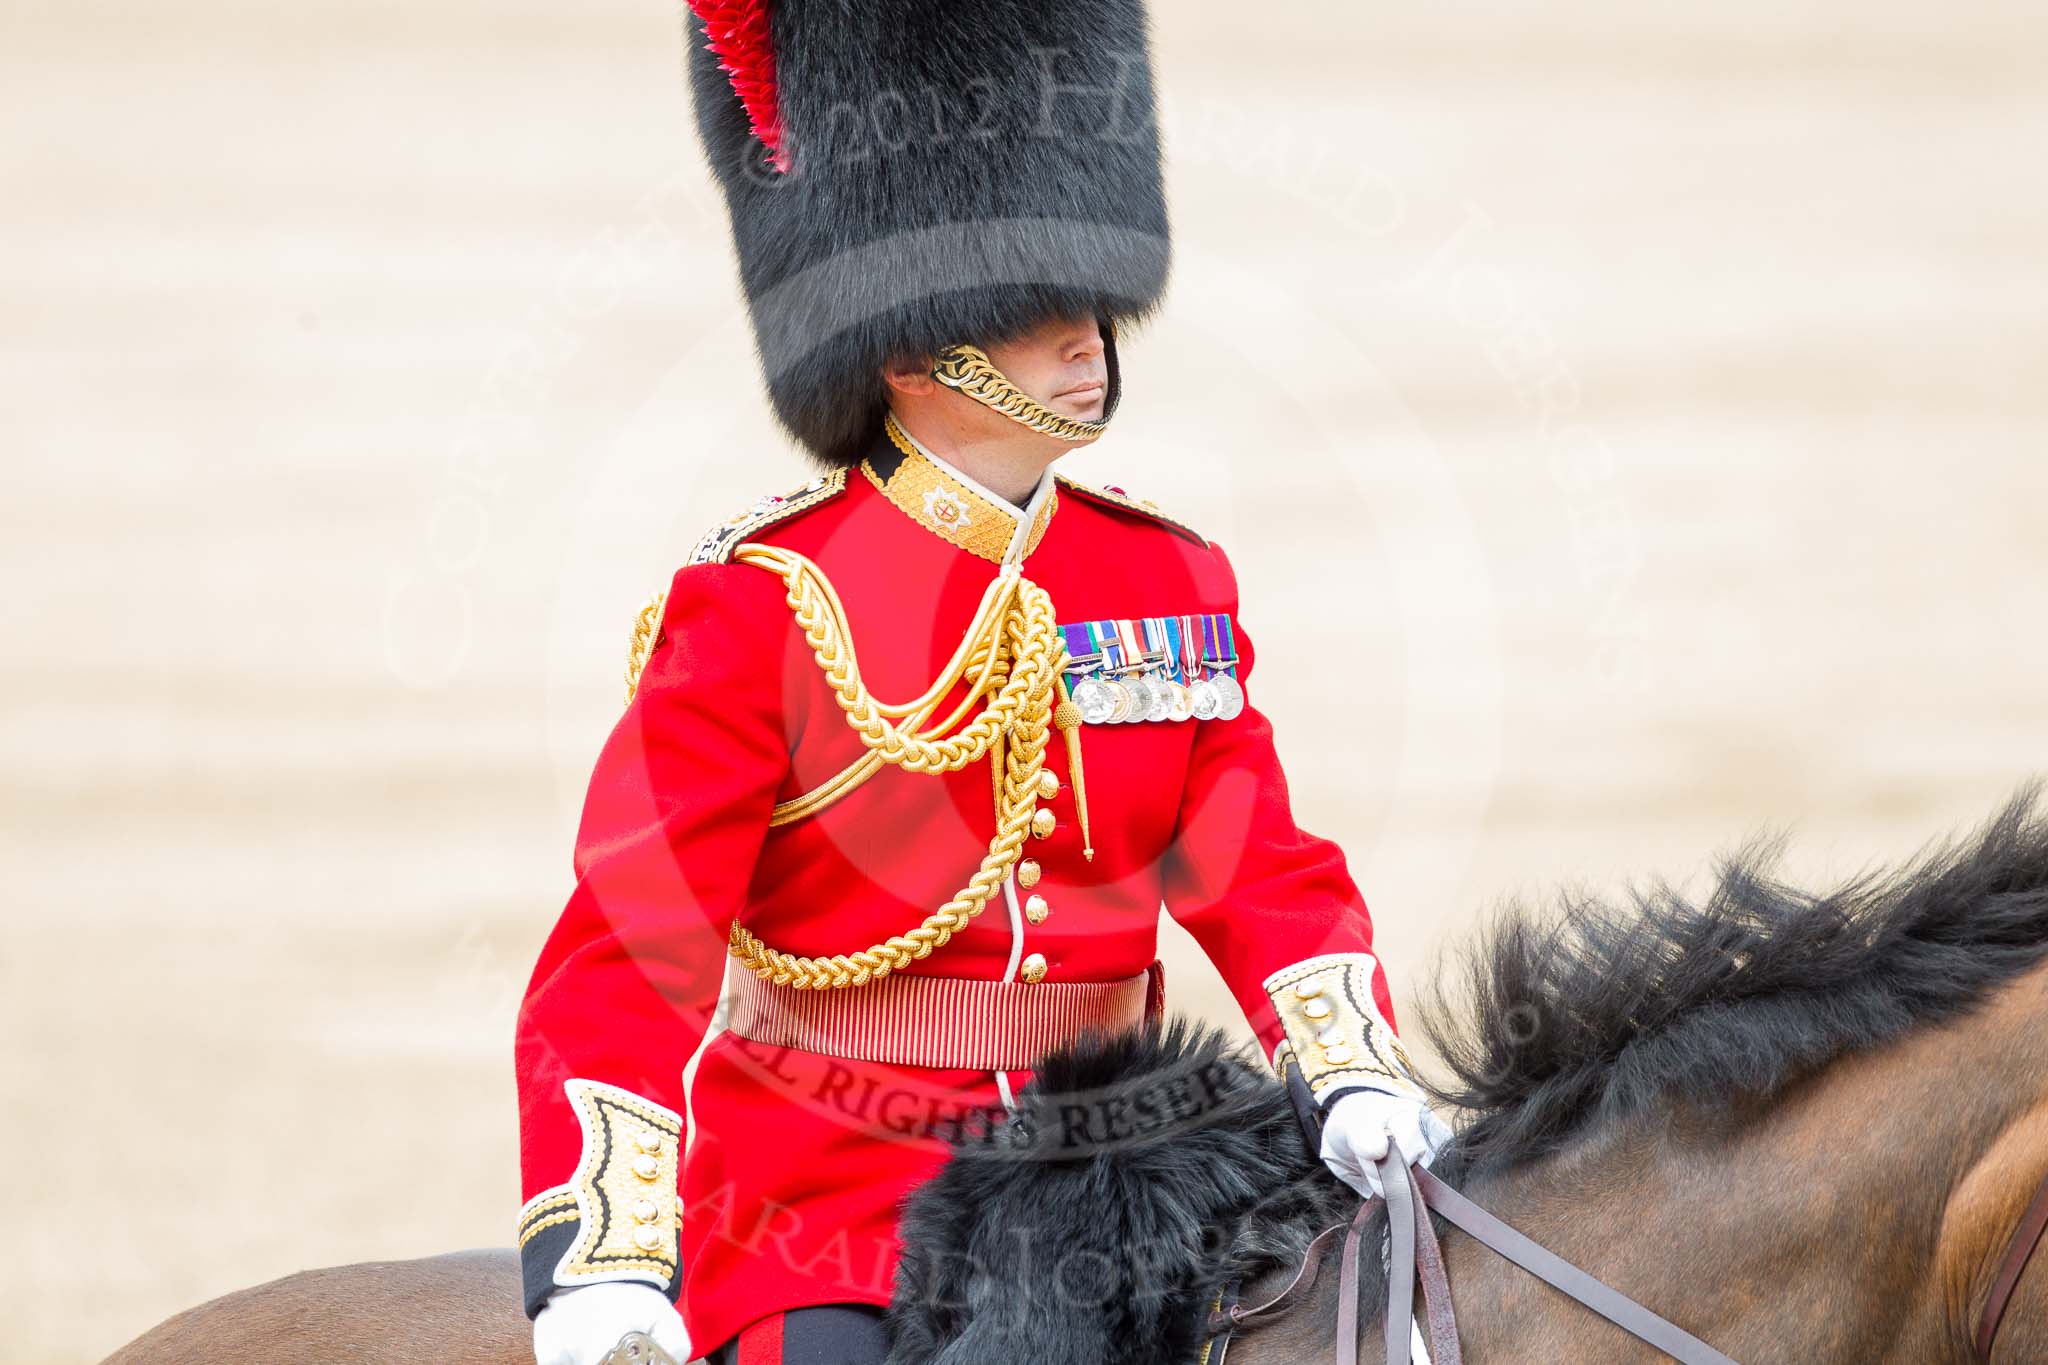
top-left (513, 425), bottom-right (1395, 1355)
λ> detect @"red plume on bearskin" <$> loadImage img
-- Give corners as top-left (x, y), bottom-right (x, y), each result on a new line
top-left (684, 0), bottom-right (1169, 468)
top-left (684, 0), bottom-right (789, 173)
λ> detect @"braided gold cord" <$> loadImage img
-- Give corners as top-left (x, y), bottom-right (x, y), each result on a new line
top-left (623, 564), bottom-right (1017, 822)
top-left (768, 623), bottom-right (1006, 827)
top-left (624, 593), bottom-right (666, 705)
top-left (736, 543), bottom-right (1042, 774)
top-left (724, 541), bottom-right (1069, 989)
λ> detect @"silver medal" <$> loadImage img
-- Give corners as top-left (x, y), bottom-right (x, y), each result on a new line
top-left (1123, 674), bottom-right (1157, 723)
top-left (1189, 678), bottom-right (1221, 720)
top-left (1134, 669), bottom-right (1167, 721)
top-left (1072, 676), bottom-right (1117, 726)
top-left (1164, 678), bottom-right (1193, 722)
top-left (1210, 673), bottom-right (1245, 721)
top-left (1105, 678), bottom-right (1137, 723)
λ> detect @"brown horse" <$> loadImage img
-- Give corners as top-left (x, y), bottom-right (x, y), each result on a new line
top-left (100, 1251), bottom-right (539, 1364)
top-left (106, 792), bottom-right (2048, 1364)
top-left (885, 788), bottom-right (2048, 1362)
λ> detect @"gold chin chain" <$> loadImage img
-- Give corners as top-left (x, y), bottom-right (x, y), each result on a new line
top-left (930, 343), bottom-right (1109, 443)
top-left (717, 541), bottom-right (1093, 990)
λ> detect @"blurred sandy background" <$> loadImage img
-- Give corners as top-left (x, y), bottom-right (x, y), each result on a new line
top-left (5, 1), bottom-right (2044, 1359)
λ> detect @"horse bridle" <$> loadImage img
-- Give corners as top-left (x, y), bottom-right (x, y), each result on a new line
top-left (1976, 1166), bottom-right (2048, 1360)
top-left (603, 1158), bottom-right (2048, 1365)
top-left (1205, 1153), bottom-right (2048, 1365)
top-left (1202, 1152), bottom-right (1737, 1365)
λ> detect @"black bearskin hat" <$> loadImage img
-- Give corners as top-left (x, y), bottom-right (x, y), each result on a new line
top-left (684, 0), bottom-right (1172, 468)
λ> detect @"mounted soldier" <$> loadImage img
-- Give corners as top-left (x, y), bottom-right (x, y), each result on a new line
top-left (512, 3), bottom-right (1451, 1362)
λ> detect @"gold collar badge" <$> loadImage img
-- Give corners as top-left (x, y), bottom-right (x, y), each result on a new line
top-left (862, 413), bottom-right (1057, 565)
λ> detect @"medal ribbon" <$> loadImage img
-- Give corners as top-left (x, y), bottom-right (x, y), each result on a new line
top-left (1092, 619), bottom-right (1121, 673)
top-left (1114, 618), bottom-right (1147, 674)
top-left (1138, 617), bottom-right (1166, 677)
top-left (1057, 614), bottom-right (1228, 689)
top-left (1213, 614), bottom-right (1239, 679)
top-left (1175, 614), bottom-right (1198, 683)
top-left (1061, 622), bottom-right (1096, 676)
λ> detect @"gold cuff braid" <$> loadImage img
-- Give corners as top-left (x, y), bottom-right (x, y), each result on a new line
top-left (1264, 953), bottom-right (1422, 1105)
top-left (520, 1080), bottom-right (684, 1289)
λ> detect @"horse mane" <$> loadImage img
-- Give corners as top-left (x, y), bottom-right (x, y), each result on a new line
top-left (888, 789), bottom-right (2048, 1359)
top-left (1421, 784), bottom-right (2048, 1175)
top-left (885, 1015), bottom-right (1354, 1365)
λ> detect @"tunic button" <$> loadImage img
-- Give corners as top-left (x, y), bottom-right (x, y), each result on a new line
top-left (633, 1226), bottom-right (665, 1252)
top-left (1020, 953), bottom-right (1048, 983)
top-left (1032, 808), bottom-right (1057, 839)
top-left (632, 1155), bottom-right (660, 1181)
top-left (632, 1198), bottom-right (661, 1224)
top-left (1025, 894), bottom-right (1050, 924)
top-left (1323, 1044), bottom-right (1356, 1066)
top-left (1293, 980), bottom-right (1325, 1000)
top-left (1037, 770), bottom-right (1060, 800)
top-left (1017, 859), bottom-right (1042, 889)
top-left (1302, 997), bottom-right (1333, 1020)
top-left (635, 1129), bottom-right (665, 1155)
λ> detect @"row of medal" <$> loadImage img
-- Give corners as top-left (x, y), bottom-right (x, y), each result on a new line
top-left (1058, 614), bottom-right (1246, 725)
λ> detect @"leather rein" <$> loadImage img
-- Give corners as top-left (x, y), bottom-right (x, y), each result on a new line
top-left (1205, 1154), bottom-right (2048, 1364)
top-left (1202, 1152), bottom-right (1737, 1365)
top-left (1976, 1164), bottom-right (2048, 1360)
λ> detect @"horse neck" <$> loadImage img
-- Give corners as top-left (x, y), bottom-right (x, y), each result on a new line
top-left (1409, 960), bottom-right (2048, 1364)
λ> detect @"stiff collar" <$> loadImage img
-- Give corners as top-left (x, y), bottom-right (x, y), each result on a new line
top-left (860, 414), bottom-right (1059, 566)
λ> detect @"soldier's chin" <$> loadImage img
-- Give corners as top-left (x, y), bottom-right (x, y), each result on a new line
top-left (1050, 389), bottom-right (1107, 423)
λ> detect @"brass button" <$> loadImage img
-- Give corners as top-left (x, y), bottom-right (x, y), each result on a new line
top-left (1020, 953), bottom-right (1048, 983)
top-left (1323, 1044), bottom-right (1356, 1066)
top-left (1302, 997), bottom-right (1333, 1020)
top-left (1032, 809), bottom-right (1056, 839)
top-left (633, 1225), bottom-right (665, 1252)
top-left (1037, 770), bottom-right (1060, 800)
top-left (1025, 894), bottom-right (1050, 924)
top-left (632, 1154), bottom-right (661, 1181)
top-left (635, 1129), bottom-right (665, 1155)
top-left (632, 1198), bottom-right (661, 1224)
top-left (1017, 859), bottom-right (1041, 889)
top-left (1292, 979), bottom-right (1325, 1000)
top-left (1316, 1023), bottom-right (1344, 1046)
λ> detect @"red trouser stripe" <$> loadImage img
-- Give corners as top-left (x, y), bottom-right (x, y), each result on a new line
top-left (736, 1312), bottom-right (785, 1365)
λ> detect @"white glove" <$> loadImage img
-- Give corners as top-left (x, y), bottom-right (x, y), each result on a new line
top-left (1317, 1086), bottom-right (1454, 1200)
top-left (533, 1281), bottom-right (692, 1365)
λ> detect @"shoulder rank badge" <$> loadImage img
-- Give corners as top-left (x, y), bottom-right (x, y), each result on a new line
top-left (1059, 614), bottom-right (1243, 724)
top-left (686, 468), bottom-right (849, 566)
top-left (1052, 474), bottom-right (1208, 547)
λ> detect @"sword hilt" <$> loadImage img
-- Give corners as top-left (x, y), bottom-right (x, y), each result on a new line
top-left (599, 1330), bottom-right (683, 1365)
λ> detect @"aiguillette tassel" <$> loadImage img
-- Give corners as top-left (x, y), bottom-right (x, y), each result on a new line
top-left (1053, 674), bottom-right (1095, 861)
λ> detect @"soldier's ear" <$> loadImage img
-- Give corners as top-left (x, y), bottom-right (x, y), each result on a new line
top-left (880, 351), bottom-right (938, 398)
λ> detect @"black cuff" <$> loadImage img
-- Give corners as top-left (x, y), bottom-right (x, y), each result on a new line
top-left (520, 1223), bottom-right (579, 1320)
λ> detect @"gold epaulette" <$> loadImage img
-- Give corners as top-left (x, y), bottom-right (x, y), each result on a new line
top-left (1052, 473), bottom-right (1207, 547)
